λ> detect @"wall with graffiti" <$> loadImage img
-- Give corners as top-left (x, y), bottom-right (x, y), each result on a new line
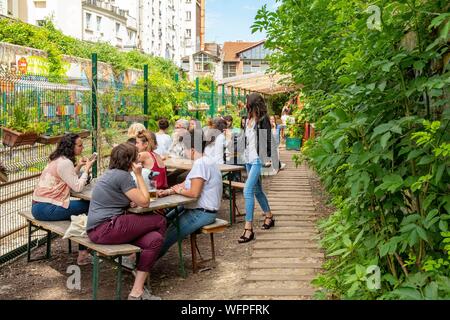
top-left (0, 42), bottom-right (143, 86)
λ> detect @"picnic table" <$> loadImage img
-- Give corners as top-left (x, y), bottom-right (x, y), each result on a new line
top-left (164, 157), bottom-right (243, 173)
top-left (71, 181), bottom-right (197, 277)
top-left (163, 157), bottom-right (244, 224)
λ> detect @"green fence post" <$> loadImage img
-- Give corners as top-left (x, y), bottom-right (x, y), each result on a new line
top-left (143, 64), bottom-right (149, 128)
top-left (195, 77), bottom-right (199, 120)
top-left (37, 94), bottom-right (42, 127)
top-left (91, 53), bottom-right (98, 178)
top-left (221, 85), bottom-right (225, 113)
top-left (2, 92), bottom-right (6, 126)
top-left (238, 88), bottom-right (241, 102)
top-left (174, 72), bottom-right (179, 83)
top-left (231, 87), bottom-right (234, 105)
top-left (210, 81), bottom-right (215, 117)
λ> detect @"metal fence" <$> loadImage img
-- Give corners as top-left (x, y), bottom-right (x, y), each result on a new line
top-left (0, 71), bottom-right (148, 266)
top-left (0, 74), bottom-right (93, 265)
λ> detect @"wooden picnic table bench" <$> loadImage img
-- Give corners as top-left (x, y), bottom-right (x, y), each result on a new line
top-left (18, 210), bottom-right (140, 300)
top-left (222, 180), bottom-right (245, 223)
top-left (190, 218), bottom-right (229, 273)
top-left (72, 184), bottom-right (197, 278)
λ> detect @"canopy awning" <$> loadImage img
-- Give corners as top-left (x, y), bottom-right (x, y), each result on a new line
top-left (218, 72), bottom-right (298, 96)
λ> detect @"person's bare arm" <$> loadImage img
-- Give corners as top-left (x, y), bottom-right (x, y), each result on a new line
top-left (125, 163), bottom-right (150, 208)
top-left (172, 178), bottom-right (204, 198)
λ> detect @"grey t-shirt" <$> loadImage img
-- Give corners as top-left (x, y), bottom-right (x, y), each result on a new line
top-left (87, 169), bottom-right (136, 231)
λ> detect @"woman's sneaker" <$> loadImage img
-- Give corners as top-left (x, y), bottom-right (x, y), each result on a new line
top-left (128, 288), bottom-right (161, 300)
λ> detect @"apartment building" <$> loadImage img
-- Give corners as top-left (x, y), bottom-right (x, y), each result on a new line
top-left (82, 0), bottom-right (138, 50)
top-left (181, 0), bottom-right (203, 57)
top-left (2, 0), bottom-right (83, 39)
top-left (0, 0), bottom-right (204, 66)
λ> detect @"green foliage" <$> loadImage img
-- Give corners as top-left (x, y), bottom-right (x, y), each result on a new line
top-left (0, 17), bottom-right (179, 80)
top-left (255, 0), bottom-right (450, 299)
top-left (5, 95), bottom-right (47, 134)
top-left (267, 92), bottom-right (291, 115)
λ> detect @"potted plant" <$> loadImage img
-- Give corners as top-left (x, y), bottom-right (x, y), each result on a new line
top-left (285, 122), bottom-right (305, 151)
top-left (37, 122), bottom-right (66, 145)
top-left (1, 100), bottom-right (47, 147)
top-left (114, 114), bottom-right (125, 121)
top-left (65, 117), bottom-right (91, 139)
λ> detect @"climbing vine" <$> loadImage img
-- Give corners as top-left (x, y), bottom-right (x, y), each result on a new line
top-left (0, 17), bottom-right (179, 79)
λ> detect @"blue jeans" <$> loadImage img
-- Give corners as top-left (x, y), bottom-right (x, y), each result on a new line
top-left (32, 200), bottom-right (90, 251)
top-left (159, 208), bottom-right (216, 256)
top-left (244, 158), bottom-right (271, 222)
top-left (275, 125), bottom-right (281, 145)
top-left (32, 200), bottom-right (90, 220)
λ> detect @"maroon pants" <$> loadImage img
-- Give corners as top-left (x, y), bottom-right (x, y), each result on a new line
top-left (88, 214), bottom-right (166, 272)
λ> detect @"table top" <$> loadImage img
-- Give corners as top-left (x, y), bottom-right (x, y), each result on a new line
top-left (164, 157), bottom-right (243, 172)
top-left (71, 182), bottom-right (196, 213)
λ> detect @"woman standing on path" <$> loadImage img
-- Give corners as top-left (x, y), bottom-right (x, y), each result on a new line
top-left (238, 93), bottom-right (275, 243)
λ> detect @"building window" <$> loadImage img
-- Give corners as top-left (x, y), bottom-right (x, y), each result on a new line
top-left (128, 30), bottom-right (135, 42)
top-left (186, 29), bottom-right (191, 39)
top-left (243, 60), bottom-right (268, 74)
top-left (85, 13), bottom-right (92, 30)
top-left (186, 11), bottom-right (191, 21)
top-left (96, 16), bottom-right (102, 32)
top-left (36, 20), bottom-right (46, 26)
top-left (34, 1), bottom-right (46, 9)
top-left (223, 63), bottom-right (237, 78)
top-left (116, 23), bottom-right (121, 35)
top-left (194, 53), bottom-right (213, 72)
top-left (186, 0), bottom-right (192, 3)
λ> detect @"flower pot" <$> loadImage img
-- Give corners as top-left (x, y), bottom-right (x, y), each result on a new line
top-left (37, 134), bottom-right (64, 145)
top-left (1, 127), bottom-right (38, 147)
top-left (286, 137), bottom-right (302, 151)
top-left (123, 115), bottom-right (146, 122)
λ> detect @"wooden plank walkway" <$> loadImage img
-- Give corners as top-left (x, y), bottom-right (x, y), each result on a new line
top-left (238, 148), bottom-right (323, 300)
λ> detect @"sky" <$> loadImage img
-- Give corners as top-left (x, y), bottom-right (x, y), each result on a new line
top-left (205, 0), bottom-right (280, 44)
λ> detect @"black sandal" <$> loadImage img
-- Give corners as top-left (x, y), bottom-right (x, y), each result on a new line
top-left (238, 228), bottom-right (255, 243)
top-left (262, 216), bottom-right (275, 229)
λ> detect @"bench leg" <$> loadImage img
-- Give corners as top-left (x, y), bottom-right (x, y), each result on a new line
top-left (115, 256), bottom-right (122, 300)
top-left (26, 222), bottom-right (53, 262)
top-left (92, 251), bottom-right (99, 300)
top-left (232, 189), bottom-right (237, 224)
top-left (175, 208), bottom-right (187, 278)
top-left (46, 230), bottom-right (51, 259)
top-left (68, 240), bottom-right (72, 254)
top-left (27, 222), bottom-right (32, 262)
top-left (210, 234), bottom-right (215, 263)
top-left (190, 234), bottom-right (197, 274)
top-left (228, 175), bottom-right (233, 225)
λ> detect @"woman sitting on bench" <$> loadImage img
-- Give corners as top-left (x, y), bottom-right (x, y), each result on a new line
top-left (32, 133), bottom-right (96, 266)
top-left (87, 143), bottom-right (166, 300)
top-left (157, 129), bottom-right (223, 256)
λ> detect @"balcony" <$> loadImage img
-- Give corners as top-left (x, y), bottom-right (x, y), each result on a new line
top-left (82, 0), bottom-right (127, 19)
